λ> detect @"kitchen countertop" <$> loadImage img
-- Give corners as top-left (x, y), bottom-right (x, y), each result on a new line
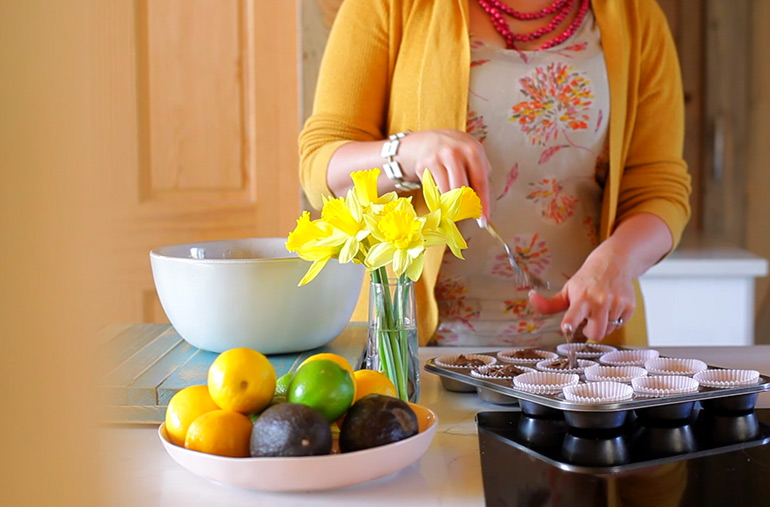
top-left (97, 345), bottom-right (770, 506)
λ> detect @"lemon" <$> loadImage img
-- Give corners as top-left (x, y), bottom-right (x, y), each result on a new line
top-left (164, 385), bottom-right (220, 447)
top-left (207, 347), bottom-right (276, 414)
top-left (184, 409), bottom-right (253, 457)
top-left (353, 369), bottom-right (397, 402)
top-left (287, 359), bottom-right (355, 422)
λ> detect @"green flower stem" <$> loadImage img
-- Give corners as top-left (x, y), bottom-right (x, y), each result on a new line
top-left (371, 267), bottom-right (409, 401)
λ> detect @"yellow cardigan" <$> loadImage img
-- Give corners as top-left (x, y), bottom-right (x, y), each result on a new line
top-left (299, 0), bottom-right (691, 346)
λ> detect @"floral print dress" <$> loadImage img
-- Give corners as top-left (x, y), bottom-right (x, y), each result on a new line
top-left (432, 11), bottom-right (609, 347)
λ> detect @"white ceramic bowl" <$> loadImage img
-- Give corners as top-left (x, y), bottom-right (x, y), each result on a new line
top-left (150, 238), bottom-right (365, 354)
top-left (157, 411), bottom-right (438, 492)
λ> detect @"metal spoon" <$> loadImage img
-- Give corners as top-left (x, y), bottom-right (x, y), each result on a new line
top-left (477, 217), bottom-right (550, 291)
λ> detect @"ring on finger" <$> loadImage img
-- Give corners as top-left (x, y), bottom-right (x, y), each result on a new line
top-left (609, 317), bottom-right (624, 326)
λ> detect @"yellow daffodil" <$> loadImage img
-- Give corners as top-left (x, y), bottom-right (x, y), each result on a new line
top-left (285, 211), bottom-right (342, 285)
top-left (420, 170), bottom-right (482, 259)
top-left (351, 168), bottom-right (398, 208)
top-left (288, 168), bottom-right (480, 285)
top-left (364, 198), bottom-right (426, 281)
top-left (320, 192), bottom-right (370, 264)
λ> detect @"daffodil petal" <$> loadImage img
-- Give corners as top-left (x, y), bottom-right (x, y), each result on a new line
top-left (298, 258), bottom-right (329, 286)
top-left (421, 169), bottom-right (441, 212)
top-left (365, 242), bottom-right (395, 270)
top-left (405, 253), bottom-right (425, 281)
top-left (339, 236), bottom-right (360, 264)
top-left (392, 248), bottom-right (408, 277)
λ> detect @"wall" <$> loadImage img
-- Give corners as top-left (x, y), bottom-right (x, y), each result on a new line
top-left (748, 0), bottom-right (770, 345)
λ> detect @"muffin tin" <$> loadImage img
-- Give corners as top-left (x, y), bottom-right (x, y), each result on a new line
top-left (425, 347), bottom-right (770, 429)
top-left (477, 407), bottom-right (770, 474)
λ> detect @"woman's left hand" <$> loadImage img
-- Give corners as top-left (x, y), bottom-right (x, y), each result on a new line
top-left (528, 242), bottom-right (636, 341)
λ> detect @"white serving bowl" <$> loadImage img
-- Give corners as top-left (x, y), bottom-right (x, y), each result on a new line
top-left (150, 238), bottom-right (365, 354)
top-left (157, 411), bottom-right (438, 492)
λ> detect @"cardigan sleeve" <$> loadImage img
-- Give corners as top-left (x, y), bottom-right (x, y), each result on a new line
top-left (298, 0), bottom-right (395, 210)
top-left (615, 1), bottom-right (692, 248)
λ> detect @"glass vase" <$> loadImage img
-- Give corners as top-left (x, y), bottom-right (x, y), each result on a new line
top-left (365, 276), bottom-right (420, 403)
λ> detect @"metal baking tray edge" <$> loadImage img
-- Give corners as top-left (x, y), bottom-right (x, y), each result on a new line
top-left (424, 355), bottom-right (770, 413)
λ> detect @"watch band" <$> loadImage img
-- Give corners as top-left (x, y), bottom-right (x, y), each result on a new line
top-left (380, 131), bottom-right (421, 192)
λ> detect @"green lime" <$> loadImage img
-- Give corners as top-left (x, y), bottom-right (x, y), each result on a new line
top-left (273, 372), bottom-right (294, 401)
top-left (287, 359), bottom-right (355, 422)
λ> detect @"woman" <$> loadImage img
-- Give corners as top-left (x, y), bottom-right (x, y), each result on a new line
top-left (299, 0), bottom-right (691, 347)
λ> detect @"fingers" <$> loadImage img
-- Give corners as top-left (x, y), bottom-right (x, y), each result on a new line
top-left (560, 295), bottom-right (635, 341)
top-left (528, 290), bottom-right (569, 315)
top-left (409, 130), bottom-right (492, 219)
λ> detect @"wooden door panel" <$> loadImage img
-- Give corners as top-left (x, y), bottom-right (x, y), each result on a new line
top-left (95, 0), bottom-right (299, 327)
top-left (139, 0), bottom-right (254, 201)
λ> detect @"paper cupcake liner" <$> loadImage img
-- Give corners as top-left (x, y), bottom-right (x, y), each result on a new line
top-left (584, 365), bottom-right (648, 383)
top-left (563, 381), bottom-right (634, 404)
top-left (556, 342), bottom-right (617, 358)
top-left (644, 357), bottom-right (708, 376)
top-left (535, 358), bottom-right (598, 375)
top-left (434, 353), bottom-right (497, 369)
top-left (692, 369), bottom-right (761, 388)
top-left (470, 364), bottom-right (535, 380)
top-left (514, 371), bottom-right (580, 394)
top-left (599, 349), bottom-right (660, 366)
top-left (631, 375), bottom-right (699, 397)
top-left (497, 348), bottom-right (559, 365)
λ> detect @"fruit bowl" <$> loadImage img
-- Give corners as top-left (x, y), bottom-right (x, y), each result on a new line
top-left (157, 409), bottom-right (438, 492)
top-left (150, 237), bottom-right (365, 354)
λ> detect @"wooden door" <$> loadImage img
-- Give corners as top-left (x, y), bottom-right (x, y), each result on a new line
top-left (92, 0), bottom-right (301, 330)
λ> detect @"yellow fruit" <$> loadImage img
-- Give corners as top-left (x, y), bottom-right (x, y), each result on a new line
top-left (353, 369), bottom-right (397, 402)
top-left (207, 347), bottom-right (276, 414)
top-left (184, 409), bottom-right (253, 457)
top-left (164, 385), bottom-right (220, 447)
top-left (407, 402), bottom-right (436, 433)
top-left (298, 352), bottom-right (356, 400)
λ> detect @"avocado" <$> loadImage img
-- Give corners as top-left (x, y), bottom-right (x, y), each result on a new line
top-left (250, 402), bottom-right (332, 457)
top-left (339, 394), bottom-right (418, 453)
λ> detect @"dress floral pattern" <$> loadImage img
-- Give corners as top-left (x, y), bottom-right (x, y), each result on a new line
top-left (432, 11), bottom-right (609, 346)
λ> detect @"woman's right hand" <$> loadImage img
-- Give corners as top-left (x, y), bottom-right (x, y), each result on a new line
top-left (401, 129), bottom-right (493, 220)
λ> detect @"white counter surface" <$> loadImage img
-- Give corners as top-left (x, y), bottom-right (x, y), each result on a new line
top-left (97, 346), bottom-right (770, 506)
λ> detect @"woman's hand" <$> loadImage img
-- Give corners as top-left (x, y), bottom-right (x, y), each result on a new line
top-left (527, 213), bottom-right (674, 341)
top-left (528, 243), bottom-right (636, 341)
top-left (400, 129), bottom-right (493, 220)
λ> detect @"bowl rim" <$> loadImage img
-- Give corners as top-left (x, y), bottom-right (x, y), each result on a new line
top-left (158, 407), bottom-right (438, 464)
top-left (149, 237), bottom-right (313, 265)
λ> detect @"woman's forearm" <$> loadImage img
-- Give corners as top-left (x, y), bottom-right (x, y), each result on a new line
top-left (326, 140), bottom-right (395, 196)
top-left (598, 212), bottom-right (674, 279)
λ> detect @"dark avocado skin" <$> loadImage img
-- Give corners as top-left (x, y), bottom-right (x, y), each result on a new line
top-left (250, 403), bottom-right (332, 457)
top-left (339, 394), bottom-right (418, 452)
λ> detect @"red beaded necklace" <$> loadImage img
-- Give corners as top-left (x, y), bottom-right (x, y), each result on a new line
top-left (477, 0), bottom-right (591, 50)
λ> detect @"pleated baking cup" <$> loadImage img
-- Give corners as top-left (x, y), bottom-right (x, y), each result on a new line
top-left (584, 365), bottom-right (648, 383)
top-left (497, 348), bottom-right (559, 365)
top-left (514, 371), bottom-right (580, 394)
top-left (556, 342), bottom-right (617, 358)
top-left (644, 357), bottom-right (708, 376)
top-left (563, 381), bottom-right (634, 404)
top-left (631, 375), bottom-right (699, 397)
top-left (470, 363), bottom-right (535, 380)
top-left (692, 368), bottom-right (761, 388)
top-left (535, 358), bottom-right (598, 375)
top-left (434, 353), bottom-right (497, 369)
top-left (599, 349), bottom-right (660, 366)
